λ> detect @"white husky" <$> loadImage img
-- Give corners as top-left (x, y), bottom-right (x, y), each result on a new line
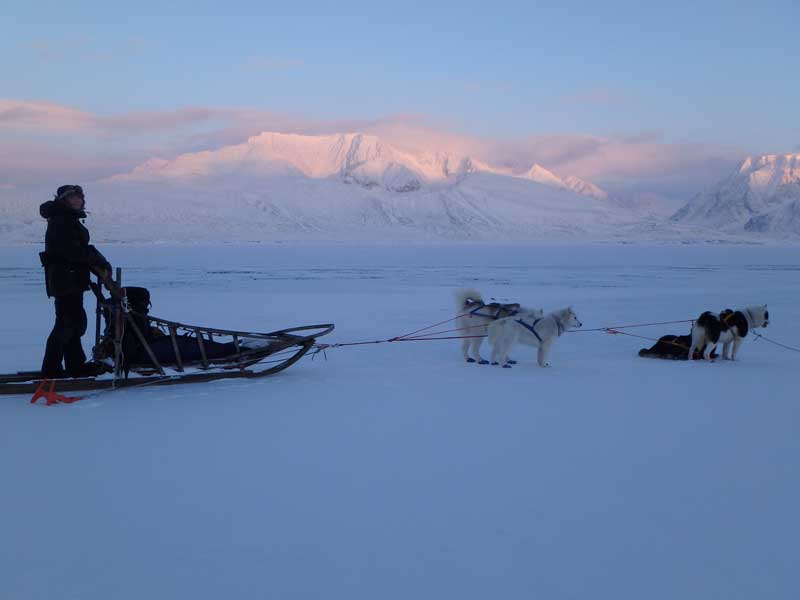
top-left (488, 307), bottom-right (583, 368)
top-left (690, 305), bottom-right (769, 362)
top-left (455, 289), bottom-right (541, 364)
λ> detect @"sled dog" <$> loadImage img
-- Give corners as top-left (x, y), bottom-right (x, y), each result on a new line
top-left (638, 333), bottom-right (717, 361)
top-left (454, 289), bottom-right (541, 364)
top-left (488, 307), bottom-right (583, 368)
top-left (690, 305), bottom-right (769, 361)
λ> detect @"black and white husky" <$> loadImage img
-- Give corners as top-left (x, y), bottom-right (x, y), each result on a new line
top-left (488, 307), bottom-right (583, 368)
top-left (455, 289), bottom-right (541, 364)
top-left (690, 305), bottom-right (769, 361)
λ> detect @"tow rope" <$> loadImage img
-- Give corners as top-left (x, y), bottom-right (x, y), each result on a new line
top-left (314, 315), bottom-right (697, 354)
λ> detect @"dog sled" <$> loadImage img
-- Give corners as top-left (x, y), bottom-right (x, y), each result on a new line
top-left (0, 269), bottom-right (334, 398)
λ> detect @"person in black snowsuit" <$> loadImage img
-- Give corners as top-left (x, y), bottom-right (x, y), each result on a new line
top-left (39, 185), bottom-right (112, 378)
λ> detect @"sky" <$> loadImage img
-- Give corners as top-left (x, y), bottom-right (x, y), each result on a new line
top-left (1, 0), bottom-right (798, 194)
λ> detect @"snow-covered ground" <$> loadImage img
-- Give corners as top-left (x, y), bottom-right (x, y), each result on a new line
top-left (1, 243), bottom-right (798, 599)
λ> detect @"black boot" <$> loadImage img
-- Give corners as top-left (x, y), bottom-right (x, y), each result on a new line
top-left (72, 361), bottom-right (112, 378)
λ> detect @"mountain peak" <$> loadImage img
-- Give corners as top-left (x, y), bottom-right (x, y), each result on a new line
top-left (106, 130), bottom-right (607, 199)
top-left (731, 153), bottom-right (800, 202)
top-left (523, 163), bottom-right (563, 186)
top-left (672, 152), bottom-right (800, 236)
top-left (520, 163), bottom-right (608, 199)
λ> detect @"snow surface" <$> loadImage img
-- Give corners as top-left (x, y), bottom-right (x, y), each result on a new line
top-left (1, 243), bottom-right (799, 599)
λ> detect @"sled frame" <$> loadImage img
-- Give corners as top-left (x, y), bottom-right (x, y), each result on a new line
top-left (0, 270), bottom-right (333, 396)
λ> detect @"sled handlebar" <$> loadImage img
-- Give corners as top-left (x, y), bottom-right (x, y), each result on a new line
top-left (93, 269), bottom-right (123, 298)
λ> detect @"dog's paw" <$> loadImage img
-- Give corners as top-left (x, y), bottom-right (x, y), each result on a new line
top-left (507, 360), bottom-right (517, 365)
top-left (478, 360), bottom-right (489, 365)
top-left (466, 358), bottom-right (476, 363)
top-left (502, 364), bottom-right (512, 369)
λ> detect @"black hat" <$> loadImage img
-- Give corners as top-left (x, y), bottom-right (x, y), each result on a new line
top-left (55, 185), bottom-right (84, 203)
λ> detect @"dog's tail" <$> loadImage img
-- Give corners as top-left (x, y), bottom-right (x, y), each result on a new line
top-left (455, 288), bottom-right (483, 311)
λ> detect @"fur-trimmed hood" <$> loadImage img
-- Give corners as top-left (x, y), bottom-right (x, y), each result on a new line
top-left (40, 199), bottom-right (87, 220)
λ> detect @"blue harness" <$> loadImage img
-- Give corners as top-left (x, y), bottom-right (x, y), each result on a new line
top-left (515, 318), bottom-right (543, 342)
top-left (515, 316), bottom-right (565, 342)
top-left (470, 303), bottom-right (518, 320)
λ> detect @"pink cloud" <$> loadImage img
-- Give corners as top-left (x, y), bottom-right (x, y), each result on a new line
top-left (0, 138), bottom-right (138, 186)
top-left (481, 132), bottom-right (742, 196)
top-left (0, 100), bottom-right (92, 131)
top-left (0, 98), bottom-right (744, 197)
top-left (0, 100), bottom-right (224, 135)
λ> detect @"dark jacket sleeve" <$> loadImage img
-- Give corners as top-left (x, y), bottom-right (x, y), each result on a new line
top-left (46, 217), bottom-right (109, 268)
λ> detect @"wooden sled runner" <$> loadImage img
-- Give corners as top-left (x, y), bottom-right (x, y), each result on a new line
top-left (1, 268), bottom-right (334, 397)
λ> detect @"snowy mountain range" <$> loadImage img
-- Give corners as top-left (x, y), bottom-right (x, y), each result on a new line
top-left (1, 133), bottom-right (798, 243)
top-left (0, 131), bottom-right (645, 243)
top-left (672, 153), bottom-right (800, 237)
top-left (108, 131), bottom-right (608, 199)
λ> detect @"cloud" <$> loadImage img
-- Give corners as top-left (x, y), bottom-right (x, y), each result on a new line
top-left (0, 138), bottom-right (138, 187)
top-left (102, 107), bottom-right (221, 132)
top-left (0, 100), bottom-right (222, 135)
top-left (0, 100), bottom-right (92, 131)
top-left (19, 36), bottom-right (153, 64)
top-left (21, 37), bottom-right (94, 60)
top-left (0, 98), bottom-right (745, 198)
top-left (481, 132), bottom-right (741, 197)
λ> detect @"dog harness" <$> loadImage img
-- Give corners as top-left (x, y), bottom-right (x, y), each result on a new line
top-left (515, 318), bottom-right (542, 342)
top-left (470, 302), bottom-right (518, 319)
top-left (515, 316), bottom-right (566, 342)
top-left (721, 310), bottom-right (749, 338)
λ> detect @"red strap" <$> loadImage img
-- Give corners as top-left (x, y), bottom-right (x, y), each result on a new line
top-left (30, 379), bottom-right (83, 405)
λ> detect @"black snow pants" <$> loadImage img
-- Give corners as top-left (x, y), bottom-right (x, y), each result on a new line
top-left (42, 293), bottom-right (88, 378)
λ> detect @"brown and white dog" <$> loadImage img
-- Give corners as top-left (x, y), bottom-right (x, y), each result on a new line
top-left (455, 289), bottom-right (541, 364)
top-left (690, 305), bottom-right (769, 361)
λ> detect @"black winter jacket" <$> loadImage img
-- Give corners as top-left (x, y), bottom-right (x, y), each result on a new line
top-left (39, 200), bottom-right (110, 297)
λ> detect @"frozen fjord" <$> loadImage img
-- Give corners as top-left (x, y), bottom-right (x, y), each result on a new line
top-left (1, 242), bottom-right (798, 600)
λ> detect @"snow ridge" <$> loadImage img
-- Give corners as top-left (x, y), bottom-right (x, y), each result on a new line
top-left (108, 131), bottom-right (604, 198)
